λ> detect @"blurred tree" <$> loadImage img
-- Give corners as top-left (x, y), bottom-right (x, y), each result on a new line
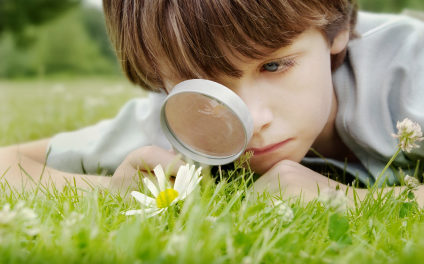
top-left (0, 6), bottom-right (119, 78)
top-left (358, 0), bottom-right (424, 12)
top-left (0, 0), bottom-right (80, 47)
top-left (81, 7), bottom-right (117, 64)
top-left (31, 8), bottom-right (115, 76)
top-left (0, 0), bottom-right (80, 34)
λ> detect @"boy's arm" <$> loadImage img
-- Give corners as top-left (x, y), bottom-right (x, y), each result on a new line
top-left (252, 160), bottom-right (423, 206)
top-left (0, 139), bottom-right (111, 191)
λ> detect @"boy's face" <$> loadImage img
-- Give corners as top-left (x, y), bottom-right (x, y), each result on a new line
top-left (165, 28), bottom-right (340, 174)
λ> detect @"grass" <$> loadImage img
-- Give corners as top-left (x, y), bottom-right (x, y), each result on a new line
top-left (0, 77), bottom-right (145, 146)
top-left (1, 78), bottom-right (424, 263)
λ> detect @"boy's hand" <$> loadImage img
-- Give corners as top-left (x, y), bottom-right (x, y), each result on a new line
top-left (253, 160), bottom-right (424, 209)
top-left (413, 185), bottom-right (424, 208)
top-left (110, 145), bottom-right (185, 192)
top-left (252, 160), bottom-right (349, 203)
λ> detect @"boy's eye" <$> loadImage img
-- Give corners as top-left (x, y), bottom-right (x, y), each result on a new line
top-left (262, 62), bottom-right (279, 72)
top-left (260, 58), bottom-right (296, 73)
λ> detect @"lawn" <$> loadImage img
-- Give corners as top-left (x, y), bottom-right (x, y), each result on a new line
top-left (0, 77), bottom-right (145, 146)
top-left (1, 78), bottom-right (424, 263)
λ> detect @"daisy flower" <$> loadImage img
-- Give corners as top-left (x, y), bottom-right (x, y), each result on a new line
top-left (392, 118), bottom-right (424, 153)
top-left (125, 163), bottom-right (202, 217)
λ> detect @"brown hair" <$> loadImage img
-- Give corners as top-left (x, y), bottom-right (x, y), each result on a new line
top-left (103, 0), bottom-right (357, 92)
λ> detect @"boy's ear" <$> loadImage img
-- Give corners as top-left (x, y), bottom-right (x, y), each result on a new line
top-left (330, 29), bottom-right (349, 54)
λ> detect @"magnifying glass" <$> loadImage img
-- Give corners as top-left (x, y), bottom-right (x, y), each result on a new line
top-left (160, 79), bottom-right (253, 165)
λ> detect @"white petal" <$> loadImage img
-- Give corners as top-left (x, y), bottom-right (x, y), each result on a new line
top-left (191, 166), bottom-right (202, 183)
top-left (146, 208), bottom-right (166, 218)
top-left (187, 165), bottom-right (196, 181)
top-left (174, 164), bottom-right (190, 194)
top-left (184, 165), bottom-right (197, 187)
top-left (181, 176), bottom-right (202, 200)
top-left (184, 167), bottom-right (201, 190)
top-left (178, 167), bottom-right (201, 200)
top-left (131, 191), bottom-right (156, 206)
top-left (186, 176), bottom-right (202, 197)
top-left (142, 177), bottom-right (159, 197)
top-left (170, 198), bottom-right (180, 206)
top-left (124, 209), bottom-right (145, 215)
top-left (154, 164), bottom-right (167, 191)
top-left (124, 207), bottom-right (160, 216)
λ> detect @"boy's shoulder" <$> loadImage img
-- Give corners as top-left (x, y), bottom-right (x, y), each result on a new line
top-left (355, 11), bottom-right (423, 41)
top-left (332, 11), bottom-right (424, 186)
top-left (348, 11), bottom-right (424, 68)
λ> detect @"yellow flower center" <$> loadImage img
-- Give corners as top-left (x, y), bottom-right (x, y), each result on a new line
top-left (156, 189), bottom-right (179, 208)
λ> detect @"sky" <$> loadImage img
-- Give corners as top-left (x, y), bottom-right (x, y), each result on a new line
top-left (85, 0), bottom-right (102, 8)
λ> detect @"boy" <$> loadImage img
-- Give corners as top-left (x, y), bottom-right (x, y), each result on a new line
top-left (1, 0), bottom-right (423, 204)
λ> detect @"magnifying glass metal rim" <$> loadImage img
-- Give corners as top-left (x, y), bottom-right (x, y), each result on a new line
top-left (160, 79), bottom-right (253, 165)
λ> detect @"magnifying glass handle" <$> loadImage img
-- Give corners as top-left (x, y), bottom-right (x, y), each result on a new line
top-left (172, 146), bottom-right (212, 178)
top-left (171, 146), bottom-right (205, 168)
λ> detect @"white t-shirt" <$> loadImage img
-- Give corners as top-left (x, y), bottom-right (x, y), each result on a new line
top-left (47, 92), bottom-right (169, 175)
top-left (329, 11), bottom-right (424, 185)
top-left (47, 12), bottom-right (424, 185)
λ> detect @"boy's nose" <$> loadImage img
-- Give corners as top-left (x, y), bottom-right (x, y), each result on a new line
top-left (221, 78), bottom-right (274, 134)
top-left (250, 104), bottom-right (274, 134)
top-left (238, 91), bottom-right (273, 134)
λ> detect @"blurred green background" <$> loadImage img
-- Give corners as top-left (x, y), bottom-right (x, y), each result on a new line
top-left (0, 0), bottom-right (119, 79)
top-left (0, 0), bottom-right (423, 80)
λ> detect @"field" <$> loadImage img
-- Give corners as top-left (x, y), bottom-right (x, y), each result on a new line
top-left (0, 78), bottom-right (144, 146)
top-left (1, 78), bottom-right (424, 263)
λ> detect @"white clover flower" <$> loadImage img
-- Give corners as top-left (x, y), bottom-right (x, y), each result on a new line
top-left (164, 233), bottom-right (187, 256)
top-left (273, 200), bottom-right (294, 224)
top-left (125, 163), bottom-right (202, 217)
top-left (63, 212), bottom-right (85, 228)
top-left (0, 204), bottom-right (17, 225)
top-left (51, 83), bottom-right (66, 93)
top-left (205, 216), bottom-right (218, 223)
top-left (0, 201), bottom-right (40, 237)
top-left (318, 188), bottom-right (348, 213)
top-left (242, 256), bottom-right (254, 264)
top-left (84, 97), bottom-right (107, 108)
top-left (392, 118), bottom-right (424, 153)
top-left (404, 175), bottom-right (420, 190)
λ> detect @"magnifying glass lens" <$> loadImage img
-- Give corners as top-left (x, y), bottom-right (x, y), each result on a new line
top-left (164, 92), bottom-right (246, 157)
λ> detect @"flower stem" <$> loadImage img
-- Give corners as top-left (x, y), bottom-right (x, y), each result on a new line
top-left (375, 147), bottom-right (402, 186)
top-left (167, 206), bottom-right (176, 230)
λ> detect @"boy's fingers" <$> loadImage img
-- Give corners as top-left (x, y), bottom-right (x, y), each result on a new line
top-left (168, 148), bottom-right (177, 155)
top-left (127, 145), bottom-right (185, 175)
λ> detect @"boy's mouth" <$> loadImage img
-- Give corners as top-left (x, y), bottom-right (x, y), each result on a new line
top-left (246, 138), bottom-right (293, 156)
